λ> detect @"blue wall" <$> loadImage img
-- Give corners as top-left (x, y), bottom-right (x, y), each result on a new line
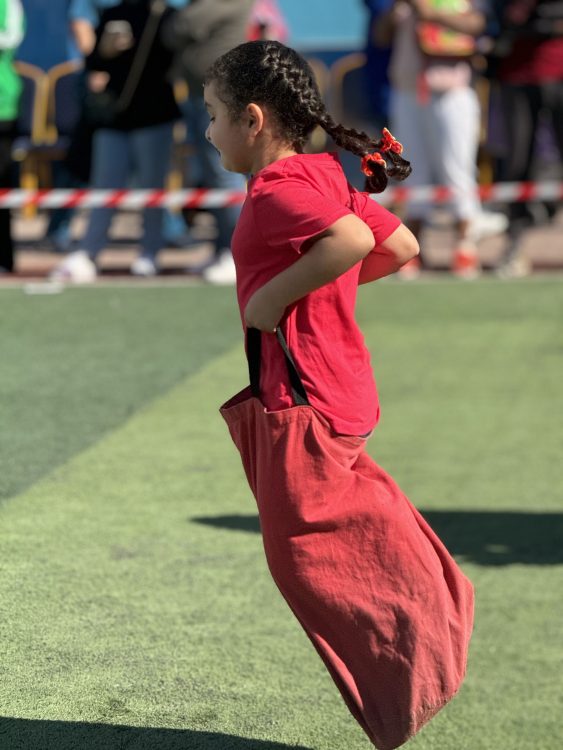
top-left (18, 0), bottom-right (79, 68)
top-left (17, 0), bottom-right (368, 70)
top-left (279, 0), bottom-right (367, 50)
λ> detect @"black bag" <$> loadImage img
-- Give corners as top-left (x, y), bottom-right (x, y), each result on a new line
top-left (83, 88), bottom-right (121, 128)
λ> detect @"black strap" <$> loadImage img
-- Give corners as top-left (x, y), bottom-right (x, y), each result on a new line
top-left (246, 327), bottom-right (309, 406)
top-left (115, 0), bottom-right (166, 113)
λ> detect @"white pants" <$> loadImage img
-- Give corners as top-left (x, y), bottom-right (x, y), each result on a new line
top-left (390, 87), bottom-right (481, 221)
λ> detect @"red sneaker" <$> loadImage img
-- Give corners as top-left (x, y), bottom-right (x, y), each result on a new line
top-left (451, 245), bottom-right (481, 279)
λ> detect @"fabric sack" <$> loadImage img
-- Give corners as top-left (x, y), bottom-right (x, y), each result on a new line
top-left (220, 327), bottom-right (475, 750)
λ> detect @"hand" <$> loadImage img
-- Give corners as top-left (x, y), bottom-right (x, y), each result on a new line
top-left (87, 71), bottom-right (110, 93)
top-left (244, 286), bottom-right (286, 333)
top-left (405, 0), bottom-right (433, 21)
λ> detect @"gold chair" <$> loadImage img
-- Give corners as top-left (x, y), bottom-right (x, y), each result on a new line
top-left (45, 58), bottom-right (84, 148)
top-left (12, 61), bottom-right (49, 190)
top-left (328, 52), bottom-right (368, 130)
top-left (475, 74), bottom-right (494, 185)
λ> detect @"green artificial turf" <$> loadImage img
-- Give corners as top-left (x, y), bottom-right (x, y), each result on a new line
top-left (1, 278), bottom-right (562, 750)
top-left (0, 285), bottom-right (241, 501)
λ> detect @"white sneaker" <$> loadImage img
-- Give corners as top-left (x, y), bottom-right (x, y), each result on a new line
top-left (495, 255), bottom-right (531, 279)
top-left (49, 250), bottom-right (97, 283)
top-left (470, 211), bottom-right (509, 242)
top-left (130, 256), bottom-right (158, 277)
top-left (202, 250), bottom-right (237, 285)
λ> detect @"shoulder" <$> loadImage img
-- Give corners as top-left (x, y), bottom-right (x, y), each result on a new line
top-left (250, 152), bottom-right (347, 198)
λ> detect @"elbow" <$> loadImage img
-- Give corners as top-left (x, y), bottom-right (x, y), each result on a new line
top-left (396, 227), bottom-right (420, 265)
top-left (470, 14), bottom-right (486, 36)
top-left (405, 234), bottom-right (420, 262)
top-left (355, 221), bottom-right (378, 261)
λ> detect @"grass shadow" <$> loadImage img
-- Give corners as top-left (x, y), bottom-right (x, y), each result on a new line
top-left (0, 717), bottom-right (313, 750)
top-left (192, 510), bottom-right (563, 566)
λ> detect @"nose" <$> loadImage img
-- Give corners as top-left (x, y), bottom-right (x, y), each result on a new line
top-left (205, 125), bottom-right (212, 143)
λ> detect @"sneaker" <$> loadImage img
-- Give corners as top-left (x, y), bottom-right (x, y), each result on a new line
top-left (495, 255), bottom-right (531, 279)
top-left (130, 256), bottom-right (158, 277)
top-left (397, 256), bottom-right (422, 280)
top-left (451, 244), bottom-right (481, 279)
top-left (49, 250), bottom-right (97, 283)
top-left (469, 211), bottom-right (509, 242)
top-left (202, 250), bottom-right (237, 285)
top-left (185, 254), bottom-right (215, 275)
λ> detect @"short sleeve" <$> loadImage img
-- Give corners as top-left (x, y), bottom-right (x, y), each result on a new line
top-left (251, 177), bottom-right (352, 255)
top-left (351, 191), bottom-right (402, 245)
top-left (68, 0), bottom-right (98, 24)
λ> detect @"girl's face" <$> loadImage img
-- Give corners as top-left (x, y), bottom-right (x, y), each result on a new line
top-left (204, 82), bottom-right (253, 174)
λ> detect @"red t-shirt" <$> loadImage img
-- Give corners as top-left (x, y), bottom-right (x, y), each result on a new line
top-left (232, 152), bottom-right (401, 436)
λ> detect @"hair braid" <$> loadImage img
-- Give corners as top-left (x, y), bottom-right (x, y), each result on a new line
top-left (205, 41), bottom-right (412, 192)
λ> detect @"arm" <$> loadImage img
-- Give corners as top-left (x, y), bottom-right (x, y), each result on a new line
top-left (71, 19), bottom-right (96, 56)
top-left (358, 223), bottom-right (420, 284)
top-left (408, 0), bottom-right (486, 35)
top-left (244, 214), bottom-right (375, 332)
top-left (372, 0), bottom-right (405, 47)
top-left (68, 0), bottom-right (98, 56)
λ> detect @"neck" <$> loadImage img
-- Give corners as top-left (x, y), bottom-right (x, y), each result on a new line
top-left (249, 141), bottom-right (299, 175)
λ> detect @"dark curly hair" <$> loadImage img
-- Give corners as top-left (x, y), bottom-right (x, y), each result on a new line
top-left (205, 40), bottom-right (411, 193)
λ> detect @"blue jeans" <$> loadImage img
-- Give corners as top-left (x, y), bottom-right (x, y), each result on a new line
top-left (82, 122), bottom-right (174, 260)
top-left (182, 96), bottom-right (245, 254)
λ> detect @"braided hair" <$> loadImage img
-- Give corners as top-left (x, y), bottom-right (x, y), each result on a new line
top-left (205, 40), bottom-right (411, 193)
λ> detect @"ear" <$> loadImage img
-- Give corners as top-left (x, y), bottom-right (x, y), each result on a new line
top-left (246, 103), bottom-right (265, 137)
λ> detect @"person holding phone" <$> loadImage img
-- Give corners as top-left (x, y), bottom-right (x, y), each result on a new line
top-left (51, 0), bottom-right (181, 281)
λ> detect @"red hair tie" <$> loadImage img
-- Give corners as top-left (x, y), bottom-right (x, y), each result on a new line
top-left (361, 151), bottom-right (386, 176)
top-left (380, 127), bottom-right (404, 155)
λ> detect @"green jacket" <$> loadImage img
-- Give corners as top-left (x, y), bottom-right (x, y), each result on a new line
top-left (0, 0), bottom-right (24, 122)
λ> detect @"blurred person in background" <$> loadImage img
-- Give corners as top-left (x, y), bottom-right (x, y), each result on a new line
top-left (375, 0), bottom-right (508, 279)
top-left (247, 0), bottom-right (288, 41)
top-left (0, 0), bottom-right (24, 274)
top-left (51, 0), bottom-right (180, 282)
top-left (45, 0), bottom-right (189, 254)
top-left (161, 0), bottom-right (254, 285)
top-left (363, 0), bottom-right (394, 129)
top-left (43, 0), bottom-right (117, 254)
top-left (488, 0), bottom-right (563, 277)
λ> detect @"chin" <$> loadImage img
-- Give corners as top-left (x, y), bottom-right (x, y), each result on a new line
top-left (220, 156), bottom-right (234, 172)
top-left (222, 159), bottom-right (245, 175)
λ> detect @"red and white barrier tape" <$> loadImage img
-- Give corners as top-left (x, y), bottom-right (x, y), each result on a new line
top-left (0, 181), bottom-right (561, 209)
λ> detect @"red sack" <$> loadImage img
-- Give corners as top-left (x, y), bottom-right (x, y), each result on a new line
top-left (220, 328), bottom-right (474, 750)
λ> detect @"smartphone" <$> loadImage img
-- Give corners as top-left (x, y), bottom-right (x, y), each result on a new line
top-left (103, 20), bottom-right (133, 41)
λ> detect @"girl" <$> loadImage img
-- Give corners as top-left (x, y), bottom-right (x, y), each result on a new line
top-left (208, 41), bottom-right (474, 750)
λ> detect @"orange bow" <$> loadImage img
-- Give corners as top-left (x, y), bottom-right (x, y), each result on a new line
top-left (361, 152), bottom-right (386, 176)
top-left (380, 127), bottom-right (404, 155)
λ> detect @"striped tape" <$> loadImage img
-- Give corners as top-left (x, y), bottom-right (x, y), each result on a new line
top-left (0, 182), bottom-right (561, 209)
